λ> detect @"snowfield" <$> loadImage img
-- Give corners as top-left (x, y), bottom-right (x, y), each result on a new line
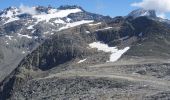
top-left (1, 7), bottom-right (20, 24)
top-left (54, 19), bottom-right (65, 24)
top-left (33, 8), bottom-right (82, 22)
top-left (17, 33), bottom-right (32, 39)
top-left (96, 27), bottom-right (113, 31)
top-left (4, 17), bottom-right (19, 24)
top-left (27, 25), bottom-right (34, 29)
top-left (5, 35), bottom-right (13, 40)
top-left (85, 31), bottom-right (90, 33)
top-left (58, 20), bottom-right (93, 31)
top-left (89, 22), bottom-right (102, 26)
top-left (77, 59), bottom-right (87, 63)
top-left (1, 7), bottom-right (82, 25)
top-left (89, 42), bottom-right (130, 62)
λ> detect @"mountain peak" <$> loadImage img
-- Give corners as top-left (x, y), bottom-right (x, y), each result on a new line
top-left (127, 9), bottom-right (157, 19)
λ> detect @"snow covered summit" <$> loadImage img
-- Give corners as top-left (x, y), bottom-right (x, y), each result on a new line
top-left (127, 9), bottom-right (156, 19)
top-left (0, 5), bottom-right (84, 24)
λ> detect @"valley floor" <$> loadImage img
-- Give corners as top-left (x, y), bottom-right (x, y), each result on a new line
top-left (12, 59), bottom-right (170, 100)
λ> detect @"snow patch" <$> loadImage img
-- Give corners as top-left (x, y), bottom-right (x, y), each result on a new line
top-left (77, 59), bottom-right (87, 63)
top-left (89, 42), bottom-right (130, 62)
top-left (22, 51), bottom-right (26, 54)
top-left (31, 30), bottom-right (36, 33)
top-left (33, 36), bottom-right (38, 39)
top-left (4, 17), bottom-right (19, 24)
top-left (1, 9), bottom-right (17, 18)
top-left (66, 18), bottom-right (71, 22)
top-left (139, 11), bottom-right (150, 17)
top-left (48, 9), bottom-right (57, 14)
top-left (86, 31), bottom-right (90, 33)
top-left (89, 22), bottom-right (102, 26)
top-left (5, 41), bottom-right (9, 45)
top-left (138, 32), bottom-right (143, 37)
top-left (59, 20), bottom-right (93, 31)
top-left (27, 25), bottom-right (34, 29)
top-left (5, 35), bottom-right (13, 40)
top-left (96, 27), bottom-right (113, 31)
top-left (54, 19), bottom-right (65, 24)
top-left (89, 42), bottom-right (117, 52)
top-left (17, 33), bottom-right (32, 39)
top-left (1, 8), bottom-right (20, 24)
top-left (33, 8), bottom-right (82, 22)
top-left (109, 47), bottom-right (130, 62)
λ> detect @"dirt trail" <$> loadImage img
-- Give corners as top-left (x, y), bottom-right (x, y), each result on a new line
top-left (88, 59), bottom-right (170, 67)
top-left (40, 69), bottom-right (170, 91)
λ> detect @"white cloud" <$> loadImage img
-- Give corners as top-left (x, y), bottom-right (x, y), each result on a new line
top-left (131, 0), bottom-right (170, 13)
top-left (157, 13), bottom-right (166, 19)
top-left (19, 4), bottom-right (37, 15)
top-left (131, 0), bottom-right (170, 18)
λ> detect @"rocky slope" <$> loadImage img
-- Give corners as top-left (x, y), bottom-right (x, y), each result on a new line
top-left (0, 5), bottom-right (113, 82)
top-left (1, 5), bottom-right (170, 100)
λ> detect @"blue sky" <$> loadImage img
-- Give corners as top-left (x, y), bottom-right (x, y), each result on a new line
top-left (0, 0), bottom-right (170, 18)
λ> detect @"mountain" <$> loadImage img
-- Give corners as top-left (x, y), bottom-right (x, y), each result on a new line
top-left (1, 5), bottom-right (170, 100)
top-left (0, 5), bottom-right (113, 82)
top-left (127, 9), bottom-right (157, 19)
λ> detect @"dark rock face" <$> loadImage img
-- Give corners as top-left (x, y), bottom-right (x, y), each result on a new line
top-left (125, 17), bottom-right (170, 59)
top-left (4, 21), bottom-right (24, 33)
top-left (0, 75), bottom-right (17, 99)
top-left (58, 5), bottom-right (83, 10)
top-left (35, 6), bottom-right (50, 14)
top-left (17, 13), bottom-right (32, 19)
top-left (0, 26), bottom-right (110, 99)
top-left (27, 32), bottom-right (94, 71)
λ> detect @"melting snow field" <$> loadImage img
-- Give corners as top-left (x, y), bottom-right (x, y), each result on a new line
top-left (77, 59), bottom-right (87, 64)
top-left (1, 7), bottom-right (83, 24)
top-left (5, 35), bottom-right (13, 40)
top-left (59, 20), bottom-right (93, 31)
top-left (96, 27), bottom-right (113, 31)
top-left (1, 7), bottom-right (20, 24)
top-left (89, 22), bottom-right (102, 26)
top-left (27, 25), bottom-right (34, 29)
top-left (33, 8), bottom-right (82, 22)
top-left (5, 17), bottom-right (19, 24)
top-left (85, 31), bottom-right (90, 34)
top-left (17, 33), bottom-right (32, 39)
top-left (89, 42), bottom-right (130, 62)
